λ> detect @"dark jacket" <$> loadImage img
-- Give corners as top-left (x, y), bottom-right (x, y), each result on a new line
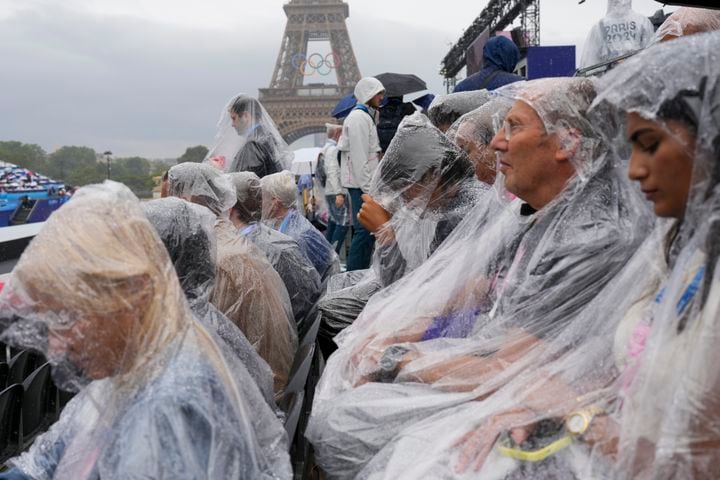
top-left (454, 36), bottom-right (524, 93)
top-left (230, 126), bottom-right (281, 178)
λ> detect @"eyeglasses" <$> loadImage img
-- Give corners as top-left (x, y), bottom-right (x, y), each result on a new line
top-left (502, 120), bottom-right (531, 141)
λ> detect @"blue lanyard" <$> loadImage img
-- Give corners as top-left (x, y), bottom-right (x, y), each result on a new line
top-left (676, 265), bottom-right (705, 315)
top-left (353, 104), bottom-right (374, 121)
top-left (239, 223), bottom-right (258, 237)
top-left (654, 265), bottom-right (706, 316)
top-left (279, 210), bottom-right (293, 234)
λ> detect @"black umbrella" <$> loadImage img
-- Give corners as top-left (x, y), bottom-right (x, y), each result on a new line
top-left (654, 0), bottom-right (720, 8)
top-left (374, 73), bottom-right (428, 98)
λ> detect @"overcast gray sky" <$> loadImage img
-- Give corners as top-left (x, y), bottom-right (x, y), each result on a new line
top-left (0, 0), bottom-right (676, 158)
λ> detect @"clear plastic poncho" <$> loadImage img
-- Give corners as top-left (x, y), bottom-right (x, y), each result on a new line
top-left (261, 170), bottom-right (341, 283)
top-left (143, 196), bottom-right (275, 406)
top-left (0, 182), bottom-right (291, 479)
top-left (579, 0), bottom-right (655, 68)
top-left (167, 162), bottom-right (298, 394)
top-left (204, 95), bottom-right (246, 171)
top-left (427, 90), bottom-right (492, 132)
top-left (446, 96), bottom-right (514, 185)
top-left (168, 162), bottom-right (236, 216)
top-left (582, 31), bottom-right (720, 479)
top-left (317, 112), bottom-right (486, 340)
top-left (227, 171), bottom-right (322, 332)
top-left (205, 93), bottom-right (292, 175)
top-left (306, 77), bottom-right (653, 478)
top-left (652, 7), bottom-right (720, 44)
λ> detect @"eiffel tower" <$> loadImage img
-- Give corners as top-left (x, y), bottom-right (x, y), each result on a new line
top-left (259, 0), bottom-right (362, 144)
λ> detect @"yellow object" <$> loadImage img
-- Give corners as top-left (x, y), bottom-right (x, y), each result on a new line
top-left (565, 406), bottom-right (605, 436)
top-left (497, 435), bottom-right (573, 462)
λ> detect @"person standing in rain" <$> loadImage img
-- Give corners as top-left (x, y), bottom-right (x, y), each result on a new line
top-left (228, 95), bottom-right (283, 178)
top-left (453, 36), bottom-right (524, 93)
top-left (338, 77), bottom-right (385, 271)
top-left (320, 123), bottom-right (350, 254)
top-left (579, 0), bottom-right (655, 68)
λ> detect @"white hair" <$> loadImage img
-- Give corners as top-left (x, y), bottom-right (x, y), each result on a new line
top-left (260, 170), bottom-right (297, 209)
top-left (325, 123), bottom-right (342, 135)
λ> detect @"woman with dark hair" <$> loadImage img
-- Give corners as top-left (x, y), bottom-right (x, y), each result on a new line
top-left (579, 31), bottom-right (720, 479)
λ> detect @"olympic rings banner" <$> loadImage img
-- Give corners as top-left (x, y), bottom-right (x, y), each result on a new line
top-left (292, 52), bottom-right (342, 76)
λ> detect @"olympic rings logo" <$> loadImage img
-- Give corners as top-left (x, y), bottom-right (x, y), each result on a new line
top-left (292, 52), bottom-right (342, 76)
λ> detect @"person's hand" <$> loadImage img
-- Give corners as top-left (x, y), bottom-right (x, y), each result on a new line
top-left (582, 413), bottom-right (620, 458)
top-left (358, 194), bottom-right (392, 234)
top-left (453, 420), bottom-right (499, 474)
top-left (350, 336), bottom-right (393, 387)
top-left (453, 408), bottom-right (536, 474)
top-left (509, 425), bottom-right (534, 445)
top-left (335, 194), bottom-right (345, 209)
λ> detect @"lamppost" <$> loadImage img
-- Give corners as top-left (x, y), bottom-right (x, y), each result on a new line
top-left (103, 151), bottom-right (112, 180)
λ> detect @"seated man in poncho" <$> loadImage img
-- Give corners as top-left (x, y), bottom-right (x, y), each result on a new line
top-left (306, 77), bottom-right (652, 478)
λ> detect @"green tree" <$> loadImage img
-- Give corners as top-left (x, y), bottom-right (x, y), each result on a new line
top-left (47, 146), bottom-right (100, 186)
top-left (0, 141), bottom-right (48, 173)
top-left (112, 156), bottom-right (154, 198)
top-left (177, 145), bottom-right (208, 164)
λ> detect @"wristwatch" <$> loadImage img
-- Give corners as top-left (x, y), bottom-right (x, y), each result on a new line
top-left (565, 406), bottom-right (604, 436)
top-left (375, 345), bottom-right (410, 382)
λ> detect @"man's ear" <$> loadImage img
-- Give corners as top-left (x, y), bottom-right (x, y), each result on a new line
top-left (554, 127), bottom-right (582, 164)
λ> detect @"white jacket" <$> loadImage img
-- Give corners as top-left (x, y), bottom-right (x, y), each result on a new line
top-left (579, 0), bottom-right (654, 68)
top-left (338, 107), bottom-right (381, 192)
top-left (321, 140), bottom-right (343, 196)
